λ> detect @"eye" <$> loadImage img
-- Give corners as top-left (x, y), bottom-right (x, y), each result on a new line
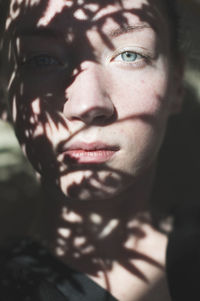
top-left (113, 51), bottom-right (144, 63)
top-left (22, 55), bottom-right (61, 67)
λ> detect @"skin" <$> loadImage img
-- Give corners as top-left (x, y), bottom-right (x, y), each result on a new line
top-left (0, 0), bottom-right (182, 300)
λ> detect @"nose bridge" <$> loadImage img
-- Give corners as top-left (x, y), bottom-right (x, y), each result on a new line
top-left (64, 61), bottom-right (114, 124)
top-left (79, 61), bottom-right (105, 102)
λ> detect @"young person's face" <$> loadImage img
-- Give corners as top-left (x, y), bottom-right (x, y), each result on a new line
top-left (1, 0), bottom-right (182, 201)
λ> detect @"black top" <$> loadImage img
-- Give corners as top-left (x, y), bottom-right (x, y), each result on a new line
top-left (167, 205), bottom-right (200, 301)
top-left (0, 239), bottom-right (118, 301)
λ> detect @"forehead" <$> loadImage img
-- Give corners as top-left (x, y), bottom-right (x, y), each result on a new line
top-left (5, 0), bottom-right (166, 35)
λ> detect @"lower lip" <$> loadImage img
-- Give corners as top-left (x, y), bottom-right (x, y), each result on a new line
top-left (64, 150), bottom-right (117, 163)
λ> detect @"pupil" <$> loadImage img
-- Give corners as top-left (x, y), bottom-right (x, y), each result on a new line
top-left (122, 52), bottom-right (136, 61)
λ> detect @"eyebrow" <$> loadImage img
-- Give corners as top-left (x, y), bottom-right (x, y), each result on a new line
top-left (108, 24), bottom-right (154, 38)
top-left (16, 23), bottom-right (154, 40)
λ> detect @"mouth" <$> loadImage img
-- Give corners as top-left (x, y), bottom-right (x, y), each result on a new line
top-left (60, 142), bottom-right (119, 164)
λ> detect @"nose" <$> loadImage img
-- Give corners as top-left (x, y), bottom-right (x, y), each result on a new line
top-left (63, 62), bottom-right (114, 125)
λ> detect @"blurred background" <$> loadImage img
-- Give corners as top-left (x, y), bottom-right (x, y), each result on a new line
top-left (0, 0), bottom-right (200, 241)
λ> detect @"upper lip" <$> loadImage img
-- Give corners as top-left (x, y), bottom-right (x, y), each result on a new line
top-left (59, 141), bottom-right (119, 152)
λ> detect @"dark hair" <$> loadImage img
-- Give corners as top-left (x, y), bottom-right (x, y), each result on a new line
top-left (163, 0), bottom-right (180, 58)
top-left (0, 0), bottom-right (180, 57)
top-left (0, 0), bottom-right (10, 37)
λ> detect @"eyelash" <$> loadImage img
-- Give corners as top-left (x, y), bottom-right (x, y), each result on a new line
top-left (18, 51), bottom-right (151, 72)
top-left (111, 50), bottom-right (151, 66)
top-left (20, 54), bottom-right (62, 68)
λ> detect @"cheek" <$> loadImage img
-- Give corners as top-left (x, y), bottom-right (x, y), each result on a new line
top-left (12, 96), bottom-right (68, 146)
top-left (8, 89), bottom-right (55, 170)
top-left (7, 71), bottom-right (65, 129)
top-left (115, 115), bottom-right (167, 176)
top-left (108, 67), bottom-right (171, 119)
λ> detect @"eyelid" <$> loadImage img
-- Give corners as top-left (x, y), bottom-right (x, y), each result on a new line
top-left (22, 53), bottom-right (59, 63)
top-left (113, 51), bottom-right (143, 62)
top-left (18, 53), bottom-right (67, 70)
top-left (105, 47), bottom-right (154, 64)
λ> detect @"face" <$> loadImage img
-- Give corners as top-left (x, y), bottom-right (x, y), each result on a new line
top-left (0, 0), bottom-right (182, 201)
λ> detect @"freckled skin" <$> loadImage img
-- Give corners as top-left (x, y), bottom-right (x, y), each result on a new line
top-left (0, 1), bottom-right (183, 300)
top-left (1, 0), bottom-right (181, 201)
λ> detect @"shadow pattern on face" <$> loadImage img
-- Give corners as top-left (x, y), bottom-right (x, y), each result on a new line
top-left (1, 0), bottom-right (169, 186)
top-left (0, 0), bottom-right (173, 296)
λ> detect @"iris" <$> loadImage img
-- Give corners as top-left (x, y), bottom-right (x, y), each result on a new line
top-left (121, 51), bottom-right (140, 62)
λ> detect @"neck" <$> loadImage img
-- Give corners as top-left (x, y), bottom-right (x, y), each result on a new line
top-left (29, 166), bottom-right (157, 274)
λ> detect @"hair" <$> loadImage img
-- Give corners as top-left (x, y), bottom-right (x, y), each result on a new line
top-left (0, 0), bottom-right (180, 52)
top-left (0, 0), bottom-right (180, 57)
top-left (0, 0), bottom-right (181, 119)
top-left (0, 0), bottom-right (10, 43)
top-left (163, 0), bottom-right (181, 59)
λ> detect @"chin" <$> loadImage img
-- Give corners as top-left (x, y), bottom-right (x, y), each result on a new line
top-left (58, 169), bottom-right (127, 202)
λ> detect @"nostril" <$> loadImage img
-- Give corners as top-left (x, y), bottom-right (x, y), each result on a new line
top-left (93, 115), bottom-right (108, 125)
top-left (64, 75), bottom-right (116, 124)
top-left (92, 110), bottom-right (117, 126)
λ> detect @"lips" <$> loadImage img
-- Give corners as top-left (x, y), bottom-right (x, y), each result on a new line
top-left (59, 142), bottom-right (119, 164)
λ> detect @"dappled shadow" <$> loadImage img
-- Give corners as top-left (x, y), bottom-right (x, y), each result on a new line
top-left (0, 0), bottom-right (189, 299)
top-left (0, 0), bottom-right (171, 194)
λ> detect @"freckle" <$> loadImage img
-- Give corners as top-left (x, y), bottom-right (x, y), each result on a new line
top-left (119, 129), bottom-right (125, 134)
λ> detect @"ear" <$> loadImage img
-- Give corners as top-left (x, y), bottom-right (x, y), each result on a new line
top-left (169, 56), bottom-right (185, 115)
